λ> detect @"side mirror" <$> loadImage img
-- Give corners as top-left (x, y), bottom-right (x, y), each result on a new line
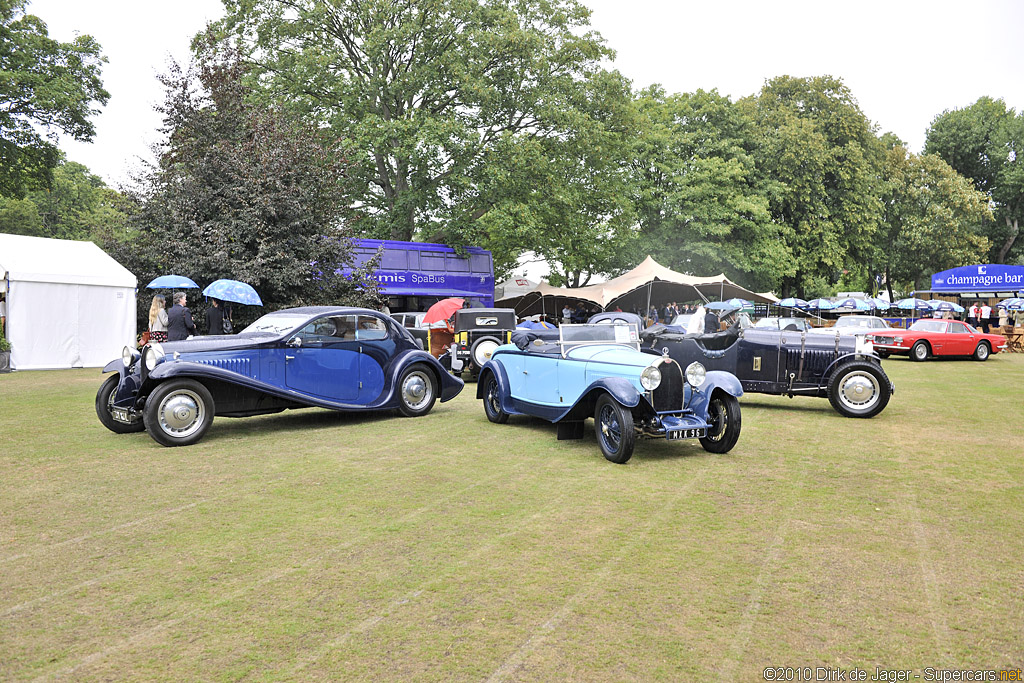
top-left (287, 336), bottom-right (302, 348)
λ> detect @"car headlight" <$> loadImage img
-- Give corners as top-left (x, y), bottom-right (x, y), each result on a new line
top-left (640, 365), bottom-right (662, 391)
top-left (122, 345), bottom-right (134, 367)
top-left (685, 361), bottom-right (706, 387)
top-left (145, 343), bottom-right (165, 371)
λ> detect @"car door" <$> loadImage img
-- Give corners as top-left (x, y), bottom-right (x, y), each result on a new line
top-left (522, 353), bottom-right (560, 405)
top-left (946, 321), bottom-right (974, 355)
top-left (284, 314), bottom-right (360, 401)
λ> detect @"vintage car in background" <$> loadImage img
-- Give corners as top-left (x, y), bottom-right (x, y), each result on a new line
top-left (628, 312), bottom-right (893, 418)
top-left (389, 311), bottom-right (430, 349)
top-left (450, 308), bottom-right (517, 380)
top-left (96, 306), bottom-right (464, 447)
top-left (867, 319), bottom-right (1007, 361)
top-left (476, 322), bottom-right (743, 464)
top-left (752, 317), bottom-right (813, 332)
top-left (808, 315), bottom-right (894, 343)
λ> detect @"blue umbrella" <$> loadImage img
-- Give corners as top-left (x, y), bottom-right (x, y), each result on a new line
top-left (895, 297), bottom-right (932, 311)
top-left (806, 298), bottom-right (836, 310)
top-left (202, 279), bottom-right (263, 306)
top-left (778, 297), bottom-right (809, 309)
top-left (706, 301), bottom-right (741, 312)
top-left (928, 300), bottom-right (964, 313)
top-left (723, 297), bottom-right (753, 309)
top-left (867, 297), bottom-right (891, 311)
top-left (997, 297), bottom-right (1024, 310)
top-left (833, 297), bottom-right (871, 311)
top-left (147, 274), bottom-right (199, 289)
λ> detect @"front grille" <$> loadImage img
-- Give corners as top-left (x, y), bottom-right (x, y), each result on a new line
top-left (651, 359), bottom-right (685, 412)
top-left (784, 348), bottom-right (834, 379)
top-left (873, 336), bottom-right (895, 345)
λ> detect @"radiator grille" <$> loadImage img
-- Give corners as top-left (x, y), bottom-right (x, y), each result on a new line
top-left (651, 359), bottom-right (685, 412)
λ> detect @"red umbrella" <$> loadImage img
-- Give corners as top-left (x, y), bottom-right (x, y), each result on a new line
top-left (422, 297), bottom-right (465, 325)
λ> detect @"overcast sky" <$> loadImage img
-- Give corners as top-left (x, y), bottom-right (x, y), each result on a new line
top-left (30, 0), bottom-right (1024, 189)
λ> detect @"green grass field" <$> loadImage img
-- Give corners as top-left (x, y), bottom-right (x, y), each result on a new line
top-left (2, 355), bottom-right (1023, 681)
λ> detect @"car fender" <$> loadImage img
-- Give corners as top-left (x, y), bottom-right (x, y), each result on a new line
top-left (102, 358), bottom-right (122, 373)
top-left (820, 353), bottom-right (891, 390)
top-left (386, 348), bottom-right (464, 403)
top-left (476, 360), bottom-right (519, 415)
top-left (558, 377), bottom-right (644, 423)
top-left (687, 370), bottom-right (744, 416)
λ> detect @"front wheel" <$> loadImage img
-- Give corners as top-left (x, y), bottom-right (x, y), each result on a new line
top-left (826, 361), bottom-right (891, 418)
top-left (143, 379), bottom-right (215, 447)
top-left (875, 350), bottom-right (890, 359)
top-left (973, 342), bottom-right (990, 361)
top-left (95, 374), bottom-right (145, 434)
top-left (397, 364), bottom-right (437, 417)
top-left (699, 392), bottom-right (741, 453)
top-left (910, 341), bottom-right (929, 362)
top-left (482, 373), bottom-right (508, 424)
top-left (594, 394), bottom-right (635, 464)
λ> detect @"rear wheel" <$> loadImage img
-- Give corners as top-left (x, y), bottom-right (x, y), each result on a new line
top-left (594, 394), bottom-right (635, 464)
top-left (143, 379), bottom-right (215, 447)
top-left (397, 364), bottom-right (437, 417)
top-left (699, 392), bottom-right (741, 453)
top-left (973, 342), bottom-right (990, 361)
top-left (826, 361), bottom-right (891, 418)
top-left (910, 341), bottom-right (929, 362)
top-left (95, 374), bottom-right (145, 434)
top-left (482, 373), bottom-right (508, 424)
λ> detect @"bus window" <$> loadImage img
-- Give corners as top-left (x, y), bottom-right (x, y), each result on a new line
top-left (381, 250), bottom-right (406, 269)
top-left (350, 249), bottom-right (374, 267)
top-left (422, 253), bottom-right (445, 271)
top-left (446, 254), bottom-right (469, 272)
top-left (470, 254), bottom-right (491, 273)
top-left (407, 251), bottom-right (419, 269)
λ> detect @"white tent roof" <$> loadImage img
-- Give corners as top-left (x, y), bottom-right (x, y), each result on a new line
top-left (0, 233), bottom-right (136, 287)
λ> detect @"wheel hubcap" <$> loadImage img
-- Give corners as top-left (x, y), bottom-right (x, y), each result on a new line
top-left (839, 372), bottom-right (879, 410)
top-left (158, 390), bottom-right (204, 436)
top-left (402, 373), bottom-right (430, 409)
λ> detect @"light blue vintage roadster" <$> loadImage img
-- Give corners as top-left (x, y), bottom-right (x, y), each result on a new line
top-left (476, 322), bottom-right (743, 463)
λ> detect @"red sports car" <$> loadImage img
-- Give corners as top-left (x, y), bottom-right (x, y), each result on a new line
top-left (867, 319), bottom-right (1007, 362)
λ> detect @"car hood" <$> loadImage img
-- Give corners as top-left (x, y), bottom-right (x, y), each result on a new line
top-left (564, 344), bottom-right (655, 368)
top-left (151, 333), bottom-right (276, 354)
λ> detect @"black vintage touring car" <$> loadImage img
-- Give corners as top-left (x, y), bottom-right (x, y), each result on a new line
top-left (590, 313), bottom-right (893, 418)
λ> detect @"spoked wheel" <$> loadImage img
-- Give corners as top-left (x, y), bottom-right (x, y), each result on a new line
top-left (826, 361), bottom-right (891, 418)
top-left (594, 394), bottom-right (635, 464)
top-left (699, 392), bottom-right (741, 453)
top-left (397, 364), bottom-right (437, 417)
top-left (95, 374), bottom-right (145, 434)
top-left (482, 373), bottom-right (508, 424)
top-left (143, 379), bottom-right (215, 447)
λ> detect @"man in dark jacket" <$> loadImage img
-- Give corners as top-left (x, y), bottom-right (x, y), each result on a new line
top-left (703, 309), bottom-right (719, 334)
top-left (204, 298), bottom-right (225, 335)
top-left (166, 291), bottom-right (197, 341)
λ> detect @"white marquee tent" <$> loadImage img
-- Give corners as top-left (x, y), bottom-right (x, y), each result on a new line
top-left (0, 234), bottom-right (137, 370)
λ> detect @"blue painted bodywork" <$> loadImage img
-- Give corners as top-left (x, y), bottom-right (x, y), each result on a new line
top-left (103, 306), bottom-right (463, 420)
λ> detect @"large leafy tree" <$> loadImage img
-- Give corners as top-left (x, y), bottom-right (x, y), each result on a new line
top-left (109, 51), bottom-right (380, 324)
top-left (210, 0), bottom-right (624, 254)
top-left (739, 76), bottom-right (884, 297)
top-left (925, 97), bottom-right (1024, 264)
top-left (0, 0), bottom-right (108, 198)
top-left (877, 140), bottom-right (992, 298)
top-left (632, 86), bottom-right (788, 292)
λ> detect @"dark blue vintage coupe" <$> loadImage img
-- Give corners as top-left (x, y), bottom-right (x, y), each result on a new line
top-left (96, 306), bottom-right (463, 447)
top-left (476, 322), bottom-right (743, 464)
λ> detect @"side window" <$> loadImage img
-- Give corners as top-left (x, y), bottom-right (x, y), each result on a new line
top-left (298, 315), bottom-right (354, 342)
top-left (949, 322), bottom-right (968, 334)
top-left (469, 253), bottom-right (491, 273)
top-left (446, 254), bottom-right (470, 272)
top-left (381, 250), bottom-right (406, 269)
top-left (356, 315), bottom-right (388, 340)
top-left (421, 253), bottom-right (445, 271)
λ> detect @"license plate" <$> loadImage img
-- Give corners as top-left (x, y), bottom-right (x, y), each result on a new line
top-left (112, 409), bottom-right (132, 424)
top-left (667, 428), bottom-right (705, 440)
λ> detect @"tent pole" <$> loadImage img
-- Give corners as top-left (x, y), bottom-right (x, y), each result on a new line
top-left (645, 281), bottom-right (652, 324)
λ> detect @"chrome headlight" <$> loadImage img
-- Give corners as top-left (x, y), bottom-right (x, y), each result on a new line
top-left (122, 345), bottom-right (134, 367)
top-left (145, 343), bottom-right (165, 371)
top-left (640, 365), bottom-right (662, 391)
top-left (685, 361), bottom-right (706, 387)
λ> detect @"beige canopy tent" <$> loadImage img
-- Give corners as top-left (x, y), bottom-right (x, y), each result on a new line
top-left (496, 256), bottom-right (778, 317)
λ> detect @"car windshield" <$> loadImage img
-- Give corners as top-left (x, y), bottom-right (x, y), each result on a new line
top-left (668, 314), bottom-right (693, 327)
top-left (909, 320), bottom-right (948, 333)
top-left (560, 323), bottom-right (638, 349)
top-left (240, 313), bottom-right (310, 335)
top-left (754, 318), bottom-right (803, 329)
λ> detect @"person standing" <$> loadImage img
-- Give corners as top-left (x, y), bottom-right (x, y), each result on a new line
top-left (968, 301), bottom-right (980, 328)
top-left (166, 291), bottom-right (197, 341)
top-left (148, 294), bottom-right (169, 343)
top-left (205, 298), bottom-right (226, 335)
top-left (0, 292), bottom-right (6, 336)
top-left (979, 301), bottom-right (992, 333)
top-left (562, 303), bottom-right (572, 324)
top-left (704, 308), bottom-right (720, 333)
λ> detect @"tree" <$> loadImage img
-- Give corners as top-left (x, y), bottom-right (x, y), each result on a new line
top-left (26, 160), bottom-right (126, 240)
top-left (210, 0), bottom-right (623, 252)
top-left (739, 76), bottom-right (884, 297)
top-left (0, 195), bottom-right (43, 235)
top-left (632, 86), bottom-right (788, 292)
top-left (0, 0), bottom-right (108, 198)
top-left (925, 97), bottom-right (1024, 264)
top-left (877, 142), bottom-right (992, 298)
top-left (109, 51), bottom-right (380, 323)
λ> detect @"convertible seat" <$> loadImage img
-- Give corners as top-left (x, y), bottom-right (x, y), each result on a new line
top-left (511, 329), bottom-right (560, 351)
top-left (696, 327), bottom-right (741, 351)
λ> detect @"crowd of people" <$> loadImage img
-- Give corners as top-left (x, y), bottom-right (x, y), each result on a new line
top-left (145, 291), bottom-right (234, 343)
